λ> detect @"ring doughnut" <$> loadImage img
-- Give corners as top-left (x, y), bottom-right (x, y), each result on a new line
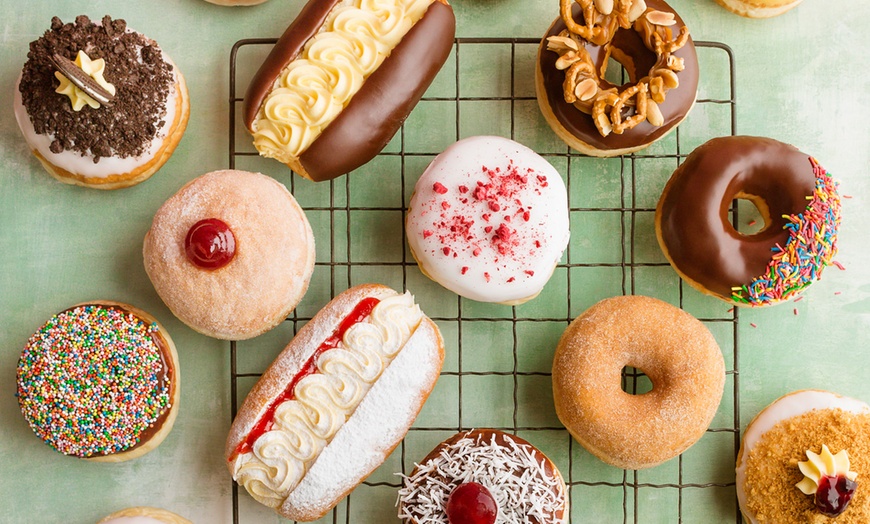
top-left (552, 295), bottom-right (724, 470)
top-left (536, 0), bottom-right (698, 157)
top-left (656, 136), bottom-right (842, 307)
top-left (736, 390), bottom-right (870, 522)
top-left (98, 507), bottom-right (192, 524)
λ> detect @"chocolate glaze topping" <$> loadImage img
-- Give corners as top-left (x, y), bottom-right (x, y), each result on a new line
top-left (299, 1), bottom-right (455, 181)
top-left (19, 16), bottom-right (173, 162)
top-left (538, 0), bottom-right (698, 151)
top-left (656, 136), bottom-right (817, 299)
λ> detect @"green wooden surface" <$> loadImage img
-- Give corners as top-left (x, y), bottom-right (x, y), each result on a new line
top-left (1, 0), bottom-right (869, 522)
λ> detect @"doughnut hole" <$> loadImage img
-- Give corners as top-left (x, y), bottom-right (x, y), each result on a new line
top-left (603, 56), bottom-right (630, 86)
top-left (732, 193), bottom-right (769, 236)
top-left (621, 366), bottom-right (653, 395)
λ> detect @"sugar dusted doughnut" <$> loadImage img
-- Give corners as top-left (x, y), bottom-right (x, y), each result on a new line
top-left (143, 170), bottom-right (315, 340)
top-left (715, 0), bottom-right (802, 18)
top-left (14, 16), bottom-right (189, 189)
top-left (226, 284), bottom-right (444, 521)
top-left (244, 0), bottom-right (455, 181)
top-left (552, 295), bottom-right (724, 470)
top-left (536, 0), bottom-right (698, 157)
top-left (98, 507), bottom-right (192, 524)
top-left (398, 429), bottom-right (568, 523)
top-left (405, 136), bottom-right (570, 305)
top-left (736, 390), bottom-right (870, 523)
top-left (16, 302), bottom-right (179, 462)
top-left (656, 136), bottom-right (841, 307)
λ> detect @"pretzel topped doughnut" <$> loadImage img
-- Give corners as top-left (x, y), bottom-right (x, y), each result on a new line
top-left (547, 0), bottom-right (689, 137)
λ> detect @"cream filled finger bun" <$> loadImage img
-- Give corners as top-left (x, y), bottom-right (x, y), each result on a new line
top-left (406, 136), bottom-right (570, 305)
top-left (226, 284), bottom-right (444, 522)
top-left (143, 170), bottom-right (315, 340)
top-left (736, 390), bottom-right (870, 523)
top-left (14, 15), bottom-right (189, 189)
top-left (714, 0), bottom-right (802, 18)
top-left (243, 0), bottom-right (455, 181)
top-left (98, 507), bottom-right (191, 524)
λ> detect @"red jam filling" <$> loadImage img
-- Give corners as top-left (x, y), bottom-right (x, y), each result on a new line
top-left (233, 297), bottom-right (381, 458)
top-left (816, 474), bottom-right (857, 517)
top-left (184, 218), bottom-right (236, 270)
top-left (446, 482), bottom-right (498, 524)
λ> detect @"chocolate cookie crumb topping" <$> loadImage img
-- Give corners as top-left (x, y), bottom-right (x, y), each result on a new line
top-left (19, 15), bottom-right (173, 161)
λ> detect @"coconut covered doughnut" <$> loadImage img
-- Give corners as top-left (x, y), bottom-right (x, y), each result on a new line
top-left (552, 295), bottom-right (724, 470)
top-left (398, 429), bottom-right (568, 523)
top-left (536, 0), bottom-right (698, 157)
top-left (98, 507), bottom-right (192, 524)
top-left (736, 390), bottom-right (870, 523)
top-left (14, 15), bottom-right (189, 189)
top-left (16, 302), bottom-right (180, 462)
top-left (143, 170), bottom-right (315, 340)
top-left (656, 136), bottom-right (842, 307)
top-left (714, 0), bottom-right (802, 18)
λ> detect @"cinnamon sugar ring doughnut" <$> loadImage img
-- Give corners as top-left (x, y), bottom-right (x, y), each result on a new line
top-left (16, 302), bottom-right (179, 462)
top-left (98, 507), bottom-right (192, 524)
top-left (552, 295), bottom-right (724, 470)
top-left (714, 0), bottom-right (802, 18)
top-left (536, 0), bottom-right (698, 157)
top-left (736, 390), bottom-right (870, 523)
top-left (655, 136), bottom-right (841, 307)
top-left (398, 429), bottom-right (568, 523)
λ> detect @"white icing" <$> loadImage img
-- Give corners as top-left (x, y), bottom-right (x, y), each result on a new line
top-left (736, 390), bottom-right (870, 524)
top-left (232, 292), bottom-right (423, 508)
top-left (406, 136), bottom-right (570, 303)
top-left (13, 51), bottom-right (179, 179)
top-left (397, 431), bottom-right (567, 523)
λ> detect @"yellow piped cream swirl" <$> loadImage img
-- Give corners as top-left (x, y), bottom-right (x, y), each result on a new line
top-left (251, 0), bottom-right (434, 163)
top-left (55, 50), bottom-right (116, 111)
top-left (797, 444), bottom-right (858, 495)
top-left (232, 292), bottom-right (423, 508)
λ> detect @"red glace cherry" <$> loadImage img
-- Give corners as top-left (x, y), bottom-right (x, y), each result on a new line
top-left (815, 474), bottom-right (858, 517)
top-left (184, 218), bottom-right (236, 270)
top-left (445, 482), bottom-right (497, 524)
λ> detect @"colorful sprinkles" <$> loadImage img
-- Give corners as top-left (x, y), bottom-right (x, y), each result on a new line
top-left (16, 304), bottom-right (170, 457)
top-left (732, 158), bottom-right (841, 306)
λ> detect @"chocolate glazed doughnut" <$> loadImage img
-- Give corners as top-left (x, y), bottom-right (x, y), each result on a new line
top-left (536, 0), bottom-right (698, 157)
top-left (656, 136), bottom-right (842, 306)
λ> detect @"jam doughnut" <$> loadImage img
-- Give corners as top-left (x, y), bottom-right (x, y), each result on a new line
top-left (737, 390), bottom-right (870, 523)
top-left (552, 295), bottom-right (724, 470)
top-left (536, 0), bottom-right (698, 157)
top-left (244, 0), bottom-right (455, 181)
top-left (405, 136), bottom-right (570, 305)
top-left (98, 507), bottom-right (192, 524)
top-left (398, 429), bottom-right (568, 523)
top-left (14, 15), bottom-right (189, 189)
top-left (715, 0), bottom-right (802, 18)
top-left (656, 136), bottom-right (842, 307)
top-left (143, 170), bottom-right (315, 340)
top-left (16, 302), bottom-right (179, 462)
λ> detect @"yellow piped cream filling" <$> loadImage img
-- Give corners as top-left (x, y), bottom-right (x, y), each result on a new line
top-left (55, 50), bottom-right (116, 111)
top-left (797, 444), bottom-right (858, 495)
top-left (251, 0), bottom-right (434, 163)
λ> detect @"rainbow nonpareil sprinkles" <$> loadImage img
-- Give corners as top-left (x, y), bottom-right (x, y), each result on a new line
top-left (732, 158), bottom-right (841, 306)
top-left (16, 304), bottom-right (171, 457)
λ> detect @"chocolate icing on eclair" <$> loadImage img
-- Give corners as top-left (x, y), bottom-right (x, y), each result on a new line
top-left (656, 136), bottom-right (816, 299)
top-left (299, 1), bottom-right (455, 181)
top-left (538, 0), bottom-right (698, 151)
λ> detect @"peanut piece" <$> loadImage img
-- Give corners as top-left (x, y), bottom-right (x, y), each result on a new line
top-left (646, 10), bottom-right (676, 26)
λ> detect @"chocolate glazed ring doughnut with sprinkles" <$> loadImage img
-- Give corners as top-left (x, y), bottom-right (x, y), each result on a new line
top-left (655, 136), bottom-right (842, 307)
top-left (536, 0), bottom-right (698, 157)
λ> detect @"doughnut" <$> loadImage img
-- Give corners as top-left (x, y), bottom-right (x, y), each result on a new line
top-left (714, 0), bottom-right (802, 18)
top-left (535, 0), bottom-right (698, 157)
top-left (16, 302), bottom-right (179, 462)
top-left (13, 15), bottom-right (189, 190)
top-left (736, 390), bottom-right (870, 523)
top-left (552, 295), bottom-right (724, 470)
top-left (656, 136), bottom-right (842, 307)
top-left (143, 170), bottom-right (315, 340)
top-left (202, 0), bottom-right (268, 5)
top-left (226, 284), bottom-right (444, 521)
top-left (405, 136), bottom-right (570, 305)
top-left (98, 507), bottom-right (192, 524)
top-left (243, 0), bottom-right (455, 181)
top-left (397, 429), bottom-right (569, 523)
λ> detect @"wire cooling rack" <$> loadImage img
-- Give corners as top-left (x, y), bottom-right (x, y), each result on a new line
top-left (227, 37), bottom-right (738, 523)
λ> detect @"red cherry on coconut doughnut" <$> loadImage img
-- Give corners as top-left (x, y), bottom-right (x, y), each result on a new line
top-left (445, 482), bottom-right (497, 524)
top-left (185, 218), bottom-right (236, 270)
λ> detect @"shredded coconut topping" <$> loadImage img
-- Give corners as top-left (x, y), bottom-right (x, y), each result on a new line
top-left (397, 431), bottom-right (566, 523)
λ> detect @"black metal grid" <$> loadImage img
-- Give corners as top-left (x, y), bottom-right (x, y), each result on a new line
top-left (227, 37), bottom-right (738, 523)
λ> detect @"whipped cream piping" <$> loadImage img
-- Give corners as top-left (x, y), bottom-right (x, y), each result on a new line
top-left (797, 444), bottom-right (858, 495)
top-left (232, 292), bottom-right (423, 508)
